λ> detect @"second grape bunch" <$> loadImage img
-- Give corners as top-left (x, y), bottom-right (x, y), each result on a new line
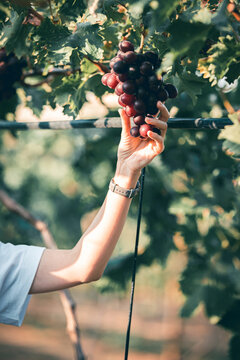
top-left (101, 40), bottom-right (178, 138)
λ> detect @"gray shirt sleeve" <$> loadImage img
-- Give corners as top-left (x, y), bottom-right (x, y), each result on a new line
top-left (0, 241), bottom-right (45, 326)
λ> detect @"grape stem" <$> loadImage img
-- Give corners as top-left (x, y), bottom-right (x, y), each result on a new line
top-left (218, 90), bottom-right (235, 114)
top-left (139, 28), bottom-right (146, 53)
top-left (84, 55), bottom-right (110, 73)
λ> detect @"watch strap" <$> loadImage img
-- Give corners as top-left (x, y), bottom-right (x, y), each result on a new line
top-left (109, 178), bottom-right (141, 198)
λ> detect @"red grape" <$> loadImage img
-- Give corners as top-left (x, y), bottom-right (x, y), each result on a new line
top-left (134, 99), bottom-right (146, 114)
top-left (119, 40), bottom-right (134, 53)
top-left (117, 73), bottom-right (128, 82)
top-left (120, 93), bottom-right (135, 106)
top-left (125, 105), bottom-right (138, 117)
top-left (107, 73), bottom-right (119, 89)
top-left (133, 115), bottom-right (145, 126)
top-left (118, 96), bottom-right (126, 107)
top-left (139, 124), bottom-right (154, 138)
top-left (124, 51), bottom-right (137, 64)
top-left (101, 73), bottom-right (111, 86)
top-left (113, 60), bottom-right (129, 74)
top-left (140, 61), bottom-right (154, 76)
top-left (115, 82), bottom-right (124, 96)
top-left (122, 80), bottom-right (136, 94)
top-left (130, 126), bottom-right (140, 137)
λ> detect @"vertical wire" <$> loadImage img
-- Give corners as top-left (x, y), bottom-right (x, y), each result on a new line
top-left (124, 167), bottom-right (146, 360)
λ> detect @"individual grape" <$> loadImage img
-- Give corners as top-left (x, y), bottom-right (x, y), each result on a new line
top-left (125, 105), bottom-right (138, 117)
top-left (118, 96), bottom-right (126, 107)
top-left (137, 87), bottom-right (148, 99)
top-left (164, 83), bottom-right (178, 98)
top-left (139, 124), bottom-right (154, 138)
top-left (117, 73), bottom-right (128, 82)
top-left (101, 73), bottom-right (111, 86)
top-left (135, 76), bottom-right (147, 86)
top-left (135, 53), bottom-right (146, 65)
top-left (148, 74), bottom-right (159, 92)
top-left (140, 61), bottom-right (154, 76)
top-left (147, 96), bottom-right (158, 115)
top-left (113, 60), bottom-right (128, 74)
top-left (117, 51), bottom-right (125, 60)
top-left (144, 51), bottom-right (158, 65)
top-left (119, 40), bottom-right (134, 53)
top-left (110, 56), bottom-right (121, 69)
top-left (128, 65), bottom-right (140, 80)
top-left (157, 88), bottom-right (169, 102)
top-left (130, 126), bottom-right (140, 137)
top-left (133, 115), bottom-right (145, 126)
top-left (107, 73), bottom-right (119, 89)
top-left (134, 99), bottom-right (146, 114)
top-left (124, 51), bottom-right (137, 64)
top-left (122, 80), bottom-right (136, 95)
top-left (147, 104), bottom-right (158, 115)
top-left (115, 82), bottom-right (124, 96)
top-left (120, 93), bottom-right (135, 106)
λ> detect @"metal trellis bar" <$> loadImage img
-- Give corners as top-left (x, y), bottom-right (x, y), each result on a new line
top-left (0, 117), bottom-right (233, 131)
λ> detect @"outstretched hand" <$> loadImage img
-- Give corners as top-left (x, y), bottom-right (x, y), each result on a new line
top-left (117, 101), bottom-right (169, 174)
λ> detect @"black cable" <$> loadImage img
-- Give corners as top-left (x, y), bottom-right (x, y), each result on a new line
top-left (124, 167), bottom-right (146, 360)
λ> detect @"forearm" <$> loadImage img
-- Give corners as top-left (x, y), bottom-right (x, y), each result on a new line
top-left (30, 163), bottom-right (140, 293)
top-left (72, 162), bottom-right (140, 282)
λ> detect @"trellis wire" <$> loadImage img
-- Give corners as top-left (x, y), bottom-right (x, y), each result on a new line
top-left (0, 117), bottom-right (232, 131)
top-left (124, 167), bottom-right (145, 360)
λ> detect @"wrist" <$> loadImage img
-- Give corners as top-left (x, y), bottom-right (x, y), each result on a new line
top-left (114, 162), bottom-right (141, 189)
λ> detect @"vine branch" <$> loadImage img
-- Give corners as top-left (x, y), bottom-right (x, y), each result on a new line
top-left (0, 189), bottom-right (86, 360)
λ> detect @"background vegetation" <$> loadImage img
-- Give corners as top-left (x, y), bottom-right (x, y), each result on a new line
top-left (0, 0), bottom-right (240, 358)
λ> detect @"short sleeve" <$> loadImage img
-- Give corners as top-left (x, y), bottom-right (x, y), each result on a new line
top-left (0, 241), bottom-right (45, 327)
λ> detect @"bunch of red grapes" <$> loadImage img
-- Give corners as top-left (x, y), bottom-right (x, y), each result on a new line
top-left (0, 48), bottom-right (27, 102)
top-left (101, 40), bottom-right (178, 138)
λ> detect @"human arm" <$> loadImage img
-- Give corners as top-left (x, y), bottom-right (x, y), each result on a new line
top-left (29, 102), bottom-right (169, 293)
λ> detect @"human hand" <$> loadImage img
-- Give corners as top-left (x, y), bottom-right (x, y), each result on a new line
top-left (116, 101), bottom-right (169, 178)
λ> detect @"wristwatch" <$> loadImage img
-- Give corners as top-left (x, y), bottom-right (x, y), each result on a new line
top-left (109, 178), bottom-right (141, 198)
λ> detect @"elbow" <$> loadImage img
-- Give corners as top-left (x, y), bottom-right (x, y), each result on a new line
top-left (77, 268), bottom-right (103, 284)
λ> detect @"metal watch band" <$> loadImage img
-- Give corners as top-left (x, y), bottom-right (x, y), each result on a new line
top-left (109, 178), bottom-right (141, 198)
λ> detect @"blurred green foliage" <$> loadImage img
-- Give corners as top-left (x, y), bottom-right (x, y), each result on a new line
top-left (0, 0), bottom-right (240, 358)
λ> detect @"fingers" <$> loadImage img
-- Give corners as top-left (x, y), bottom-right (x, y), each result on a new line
top-left (118, 108), bottom-right (131, 136)
top-left (145, 117), bottom-right (168, 138)
top-left (157, 101), bottom-right (170, 122)
top-left (147, 131), bottom-right (165, 153)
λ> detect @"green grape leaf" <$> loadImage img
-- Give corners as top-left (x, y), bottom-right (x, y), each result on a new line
top-left (58, 0), bottom-right (87, 21)
top-left (24, 87), bottom-right (49, 117)
top-left (0, 10), bottom-right (31, 58)
top-left (175, 70), bottom-right (207, 105)
top-left (69, 22), bottom-right (104, 60)
top-left (167, 20), bottom-right (211, 58)
top-left (84, 74), bottom-right (107, 98)
top-left (100, 0), bottom-right (125, 22)
top-left (32, 18), bottom-right (71, 64)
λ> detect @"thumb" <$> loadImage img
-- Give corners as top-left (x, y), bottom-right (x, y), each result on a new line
top-left (118, 108), bottom-right (131, 136)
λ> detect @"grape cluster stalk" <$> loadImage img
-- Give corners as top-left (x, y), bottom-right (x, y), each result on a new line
top-left (0, 48), bottom-right (27, 102)
top-left (101, 40), bottom-right (178, 138)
